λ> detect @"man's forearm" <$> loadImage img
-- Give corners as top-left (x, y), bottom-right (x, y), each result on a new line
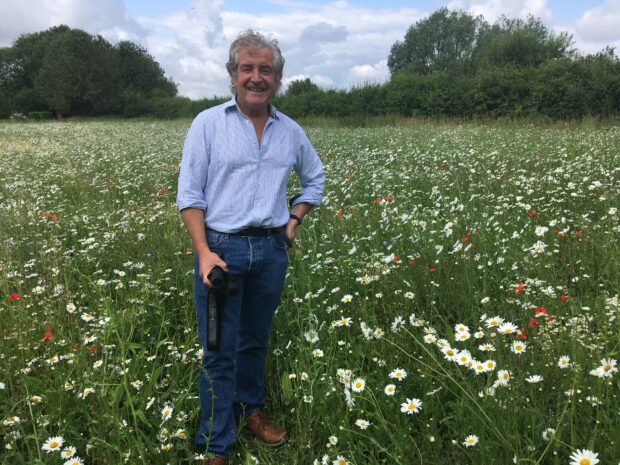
top-left (180, 208), bottom-right (210, 256)
top-left (290, 202), bottom-right (313, 222)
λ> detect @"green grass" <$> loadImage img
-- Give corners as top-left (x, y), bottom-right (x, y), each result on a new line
top-left (0, 119), bottom-right (618, 465)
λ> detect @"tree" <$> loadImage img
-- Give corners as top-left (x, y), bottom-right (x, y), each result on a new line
top-left (0, 25), bottom-right (177, 117)
top-left (474, 15), bottom-right (574, 68)
top-left (388, 7), bottom-right (487, 75)
top-left (34, 29), bottom-right (120, 118)
top-left (286, 78), bottom-right (320, 96)
top-left (116, 41), bottom-right (176, 97)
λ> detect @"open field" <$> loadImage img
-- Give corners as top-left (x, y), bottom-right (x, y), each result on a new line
top-left (1, 119), bottom-right (619, 464)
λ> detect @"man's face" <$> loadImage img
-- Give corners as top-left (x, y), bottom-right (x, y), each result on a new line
top-left (234, 47), bottom-right (279, 115)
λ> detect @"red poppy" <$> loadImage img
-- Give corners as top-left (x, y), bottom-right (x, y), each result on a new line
top-left (517, 328), bottom-right (527, 340)
top-left (392, 255), bottom-right (399, 263)
top-left (528, 318), bottom-right (538, 327)
top-left (529, 210), bottom-right (536, 218)
top-left (372, 196), bottom-right (394, 203)
top-left (560, 294), bottom-right (568, 304)
top-left (8, 293), bottom-right (20, 301)
top-left (155, 187), bottom-right (170, 198)
top-left (42, 323), bottom-right (54, 342)
top-left (515, 282), bottom-right (525, 295)
top-left (41, 211), bottom-right (60, 222)
top-left (535, 306), bottom-right (548, 316)
top-left (87, 345), bottom-right (98, 354)
top-left (428, 267), bottom-right (436, 273)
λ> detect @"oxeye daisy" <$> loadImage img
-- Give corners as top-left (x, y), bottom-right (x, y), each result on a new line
top-left (483, 360), bottom-right (496, 372)
top-left (525, 375), bottom-right (544, 383)
top-left (498, 322), bottom-right (518, 334)
top-left (400, 398), bottom-right (422, 414)
top-left (455, 350), bottom-right (472, 366)
top-left (42, 436), bottom-right (64, 453)
top-left (511, 340), bottom-right (527, 354)
top-left (423, 334), bottom-right (437, 344)
top-left (472, 360), bottom-right (486, 375)
top-left (61, 447), bottom-right (76, 459)
top-left (354, 419), bottom-right (371, 430)
top-left (389, 368), bottom-right (407, 381)
top-left (64, 458), bottom-right (84, 465)
top-left (312, 348), bottom-right (324, 358)
top-left (596, 358), bottom-right (617, 377)
top-left (332, 456), bottom-right (349, 465)
top-left (558, 355), bottom-right (571, 369)
top-left (462, 434), bottom-right (479, 447)
top-left (478, 343), bottom-right (495, 352)
top-left (485, 316), bottom-right (504, 328)
top-left (569, 448), bottom-right (599, 465)
top-left (497, 369), bottom-right (511, 385)
top-left (442, 346), bottom-right (458, 361)
top-left (384, 384), bottom-right (396, 396)
top-left (351, 377), bottom-right (366, 393)
top-left (161, 405), bottom-right (173, 421)
top-left (454, 323), bottom-right (469, 333)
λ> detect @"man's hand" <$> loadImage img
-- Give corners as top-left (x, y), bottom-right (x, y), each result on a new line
top-left (197, 250), bottom-right (228, 287)
top-left (284, 220), bottom-right (298, 248)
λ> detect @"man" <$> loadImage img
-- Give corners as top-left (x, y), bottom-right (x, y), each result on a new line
top-left (176, 30), bottom-right (325, 465)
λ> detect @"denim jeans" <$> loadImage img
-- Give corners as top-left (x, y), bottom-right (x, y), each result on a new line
top-left (194, 228), bottom-right (289, 458)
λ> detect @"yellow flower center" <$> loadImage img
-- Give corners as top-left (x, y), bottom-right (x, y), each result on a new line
top-left (50, 441), bottom-right (59, 448)
top-left (580, 459), bottom-right (590, 465)
top-left (603, 364), bottom-right (610, 372)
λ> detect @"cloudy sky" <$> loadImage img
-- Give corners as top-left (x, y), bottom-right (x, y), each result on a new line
top-left (1, 0), bottom-right (619, 99)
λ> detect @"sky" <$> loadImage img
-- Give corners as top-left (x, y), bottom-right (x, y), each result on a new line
top-left (1, 0), bottom-right (619, 99)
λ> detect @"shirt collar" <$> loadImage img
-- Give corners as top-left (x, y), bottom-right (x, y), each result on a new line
top-left (224, 97), bottom-right (280, 120)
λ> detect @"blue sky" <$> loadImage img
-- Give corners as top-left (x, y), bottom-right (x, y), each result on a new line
top-left (2, 0), bottom-right (618, 98)
top-left (123, 0), bottom-right (599, 24)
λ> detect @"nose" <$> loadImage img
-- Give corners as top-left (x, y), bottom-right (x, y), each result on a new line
top-left (250, 67), bottom-right (261, 81)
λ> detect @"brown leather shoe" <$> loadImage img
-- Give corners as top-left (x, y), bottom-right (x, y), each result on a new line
top-left (197, 458), bottom-right (228, 465)
top-left (244, 410), bottom-right (288, 447)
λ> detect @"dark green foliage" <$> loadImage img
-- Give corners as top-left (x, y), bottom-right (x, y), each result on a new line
top-left (2, 9), bottom-right (619, 120)
top-left (388, 7), bottom-right (485, 75)
top-left (0, 25), bottom-right (177, 118)
top-left (27, 111), bottom-right (53, 120)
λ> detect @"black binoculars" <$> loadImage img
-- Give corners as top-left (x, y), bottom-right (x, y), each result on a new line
top-left (206, 265), bottom-right (239, 351)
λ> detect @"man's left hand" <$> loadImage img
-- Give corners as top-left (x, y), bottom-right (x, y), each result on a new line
top-left (284, 220), bottom-right (298, 248)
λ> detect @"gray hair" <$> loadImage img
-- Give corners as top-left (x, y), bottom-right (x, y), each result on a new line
top-left (226, 29), bottom-right (285, 94)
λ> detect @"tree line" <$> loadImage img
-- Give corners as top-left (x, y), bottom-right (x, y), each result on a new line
top-left (0, 25), bottom-right (181, 119)
top-left (1, 9), bottom-right (619, 120)
top-left (275, 9), bottom-right (619, 120)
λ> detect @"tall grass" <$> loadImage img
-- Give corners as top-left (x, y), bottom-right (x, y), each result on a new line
top-left (1, 119), bottom-right (618, 464)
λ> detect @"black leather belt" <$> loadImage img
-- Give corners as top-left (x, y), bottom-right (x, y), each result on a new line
top-left (234, 226), bottom-right (283, 236)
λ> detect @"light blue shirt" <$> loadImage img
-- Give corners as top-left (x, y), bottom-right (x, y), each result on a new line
top-left (177, 98), bottom-right (325, 233)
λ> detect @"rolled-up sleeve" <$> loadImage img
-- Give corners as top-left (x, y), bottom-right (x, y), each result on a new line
top-left (292, 131), bottom-right (325, 207)
top-left (177, 115), bottom-right (210, 212)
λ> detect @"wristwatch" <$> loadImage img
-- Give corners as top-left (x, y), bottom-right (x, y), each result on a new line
top-left (289, 214), bottom-right (302, 225)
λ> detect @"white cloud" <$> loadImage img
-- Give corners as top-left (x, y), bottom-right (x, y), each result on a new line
top-left (447, 0), bottom-right (552, 22)
top-left (2, 0), bottom-right (618, 100)
top-left (0, 0), bottom-right (145, 46)
top-left (347, 60), bottom-right (389, 86)
top-left (574, 0), bottom-right (620, 46)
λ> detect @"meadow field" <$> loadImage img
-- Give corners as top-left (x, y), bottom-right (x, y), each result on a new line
top-left (0, 119), bottom-right (618, 465)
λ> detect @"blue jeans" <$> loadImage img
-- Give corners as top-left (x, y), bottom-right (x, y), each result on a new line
top-left (194, 228), bottom-right (289, 458)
